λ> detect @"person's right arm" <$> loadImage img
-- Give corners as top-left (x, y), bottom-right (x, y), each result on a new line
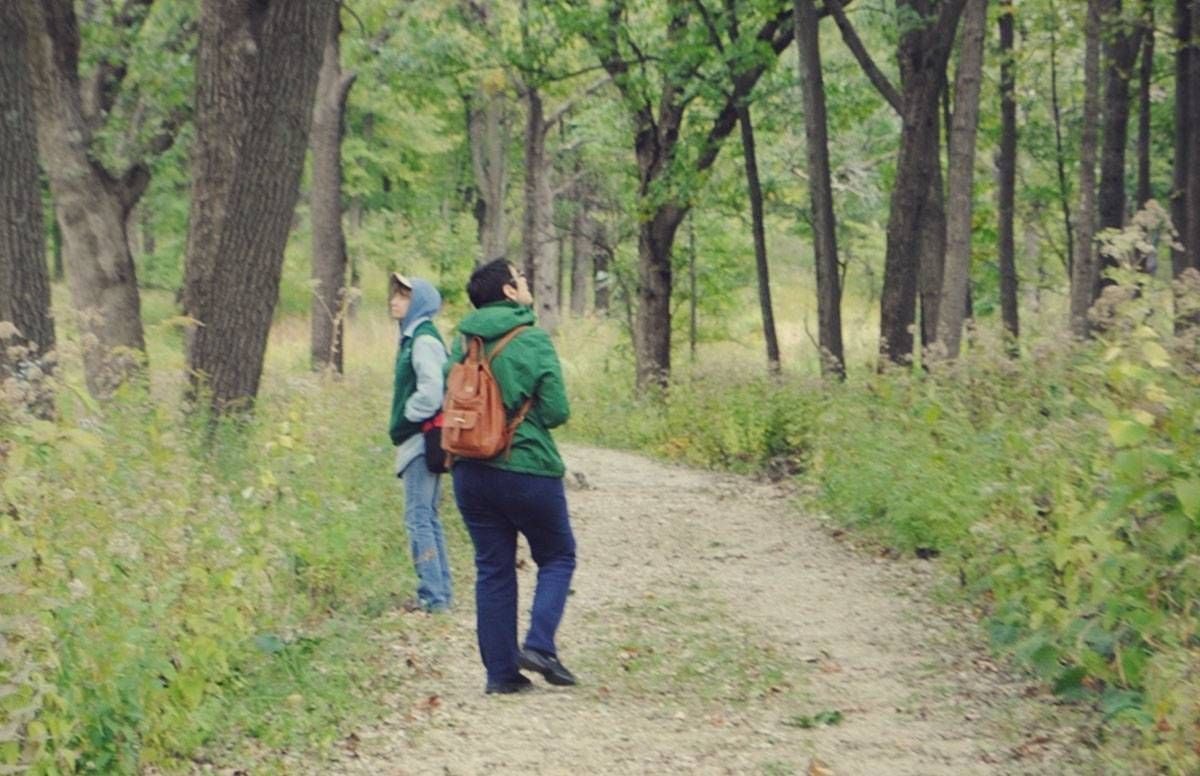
top-left (530, 331), bottom-right (569, 428)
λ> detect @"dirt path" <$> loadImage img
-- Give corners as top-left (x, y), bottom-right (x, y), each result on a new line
top-left (323, 444), bottom-right (1098, 776)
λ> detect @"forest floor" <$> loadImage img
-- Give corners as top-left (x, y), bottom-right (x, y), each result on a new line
top-left (276, 443), bottom-right (1107, 776)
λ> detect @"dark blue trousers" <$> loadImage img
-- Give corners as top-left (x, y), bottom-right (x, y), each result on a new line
top-left (451, 461), bottom-right (577, 684)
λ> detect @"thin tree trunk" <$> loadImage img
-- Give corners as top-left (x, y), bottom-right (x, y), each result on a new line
top-left (796, 0), bottom-right (845, 377)
top-left (183, 0), bottom-right (333, 414)
top-left (1187, 0), bottom-right (1200, 269)
top-left (1137, 11), bottom-right (1154, 209)
top-left (1184, 0), bottom-right (1200, 297)
top-left (569, 172), bottom-right (592, 317)
top-left (1097, 0), bottom-right (1146, 278)
top-left (594, 223), bottom-right (611, 315)
top-left (1050, 22), bottom-right (1075, 276)
top-left (1071, 0), bottom-right (1104, 337)
top-left (936, 0), bottom-right (988, 360)
top-left (311, 14), bottom-right (356, 374)
top-left (1172, 0), bottom-right (1192, 276)
top-left (50, 213), bottom-right (64, 281)
top-left (522, 87), bottom-right (560, 333)
top-left (738, 105), bottom-right (781, 375)
top-left (998, 1), bottom-right (1020, 346)
top-left (21, 0), bottom-right (146, 397)
top-left (141, 205), bottom-right (155, 256)
top-left (688, 212), bottom-right (697, 361)
top-left (1, 1), bottom-right (55, 367)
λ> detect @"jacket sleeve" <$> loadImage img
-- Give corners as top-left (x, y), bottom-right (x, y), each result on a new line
top-left (532, 332), bottom-right (570, 429)
top-left (404, 335), bottom-right (447, 422)
top-left (443, 334), bottom-right (463, 379)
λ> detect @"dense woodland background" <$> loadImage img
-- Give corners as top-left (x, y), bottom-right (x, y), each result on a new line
top-left (2, 0), bottom-right (1200, 772)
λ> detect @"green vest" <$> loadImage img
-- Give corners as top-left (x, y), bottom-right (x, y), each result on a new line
top-left (389, 320), bottom-right (445, 445)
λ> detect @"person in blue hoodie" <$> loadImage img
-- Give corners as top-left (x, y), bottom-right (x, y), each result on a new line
top-left (388, 273), bottom-right (452, 613)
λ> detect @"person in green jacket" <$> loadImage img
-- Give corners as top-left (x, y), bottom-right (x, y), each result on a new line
top-left (447, 258), bottom-right (577, 694)
top-left (389, 273), bottom-right (452, 613)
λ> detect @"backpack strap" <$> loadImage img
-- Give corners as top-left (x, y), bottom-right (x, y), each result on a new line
top-left (484, 325), bottom-right (530, 366)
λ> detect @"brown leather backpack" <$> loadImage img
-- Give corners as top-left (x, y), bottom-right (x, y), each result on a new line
top-left (440, 325), bottom-right (533, 462)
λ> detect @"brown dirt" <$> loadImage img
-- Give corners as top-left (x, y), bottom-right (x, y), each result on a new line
top-left (317, 443), bottom-right (1105, 776)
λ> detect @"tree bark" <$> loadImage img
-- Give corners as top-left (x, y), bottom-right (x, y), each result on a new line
top-left (522, 86), bottom-right (561, 334)
top-left (568, 171), bottom-right (594, 317)
top-left (470, 89), bottom-right (509, 262)
top-left (183, 0), bottom-right (334, 414)
top-left (738, 105), bottom-right (782, 375)
top-left (998, 1), bottom-right (1020, 346)
top-left (593, 222), bottom-right (611, 315)
top-left (917, 128), bottom-right (947, 352)
top-left (1, 1), bottom-right (55, 365)
top-left (795, 0), bottom-right (845, 377)
top-left (20, 0), bottom-right (146, 397)
top-left (1137, 11), bottom-right (1154, 209)
top-left (1186, 0), bottom-right (1200, 279)
top-left (1172, 0), bottom-right (1192, 276)
top-left (1071, 0), bottom-right (1104, 337)
top-left (1097, 0), bottom-right (1146, 278)
top-left (878, 0), bottom-right (968, 366)
top-left (936, 0), bottom-right (987, 360)
top-left (310, 14), bottom-right (356, 374)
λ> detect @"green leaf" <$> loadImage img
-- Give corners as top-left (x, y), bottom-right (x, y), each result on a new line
top-left (1108, 419), bottom-right (1148, 447)
top-left (1052, 666), bottom-right (1091, 702)
top-left (1174, 479), bottom-right (1200, 520)
top-left (1140, 341), bottom-right (1170, 368)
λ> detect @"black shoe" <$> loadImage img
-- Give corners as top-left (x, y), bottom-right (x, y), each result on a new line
top-left (485, 673), bottom-right (533, 695)
top-left (519, 648), bottom-right (577, 686)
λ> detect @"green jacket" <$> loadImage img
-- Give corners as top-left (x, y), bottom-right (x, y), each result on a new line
top-left (446, 301), bottom-right (569, 477)
top-left (390, 319), bottom-right (445, 445)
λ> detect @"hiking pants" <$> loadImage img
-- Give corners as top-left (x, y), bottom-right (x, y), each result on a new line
top-left (451, 460), bottom-right (577, 684)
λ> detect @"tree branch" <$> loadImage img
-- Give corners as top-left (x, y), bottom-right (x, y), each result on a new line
top-left (824, 0), bottom-right (901, 112)
top-left (694, 6), bottom-right (793, 174)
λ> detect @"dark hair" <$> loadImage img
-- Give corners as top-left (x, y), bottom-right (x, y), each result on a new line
top-left (467, 258), bottom-right (516, 308)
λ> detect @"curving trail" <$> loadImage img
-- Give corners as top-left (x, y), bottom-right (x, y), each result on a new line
top-left (322, 443), bottom-right (1099, 776)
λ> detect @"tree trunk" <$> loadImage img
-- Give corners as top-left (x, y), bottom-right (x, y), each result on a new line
top-left (635, 204), bottom-right (686, 389)
top-left (21, 0), bottom-right (145, 397)
top-left (522, 87), bottom-right (560, 333)
top-left (1051, 24), bottom-right (1075, 276)
top-left (738, 105), bottom-right (782, 375)
top-left (1097, 0), bottom-right (1145, 278)
top-left (1071, 0), bottom-right (1104, 337)
top-left (879, 0), bottom-right (968, 366)
top-left (796, 0), bottom-right (845, 377)
top-left (594, 223), bottom-right (611, 315)
top-left (1186, 0), bottom-right (1200, 279)
top-left (998, 1), bottom-right (1020, 346)
top-left (688, 212), bottom-right (698, 361)
top-left (1172, 0), bottom-right (1192, 276)
top-left (917, 128), bottom-right (947, 352)
top-left (936, 0), bottom-right (987, 360)
top-left (183, 0), bottom-right (333, 414)
top-left (1, 1), bottom-right (55, 365)
top-left (568, 173), bottom-right (593, 317)
top-left (469, 88), bottom-right (508, 261)
top-left (310, 15), bottom-right (356, 374)
top-left (1137, 12), bottom-right (1154, 209)
top-left (141, 205), bottom-right (155, 257)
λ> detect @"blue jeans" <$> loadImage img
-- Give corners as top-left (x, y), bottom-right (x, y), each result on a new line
top-left (451, 461), bottom-right (576, 684)
top-left (402, 455), bottom-right (452, 612)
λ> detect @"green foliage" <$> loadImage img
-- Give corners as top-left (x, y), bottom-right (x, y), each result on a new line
top-left (0, 349), bottom-right (431, 773)
top-left (567, 274), bottom-right (1200, 770)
